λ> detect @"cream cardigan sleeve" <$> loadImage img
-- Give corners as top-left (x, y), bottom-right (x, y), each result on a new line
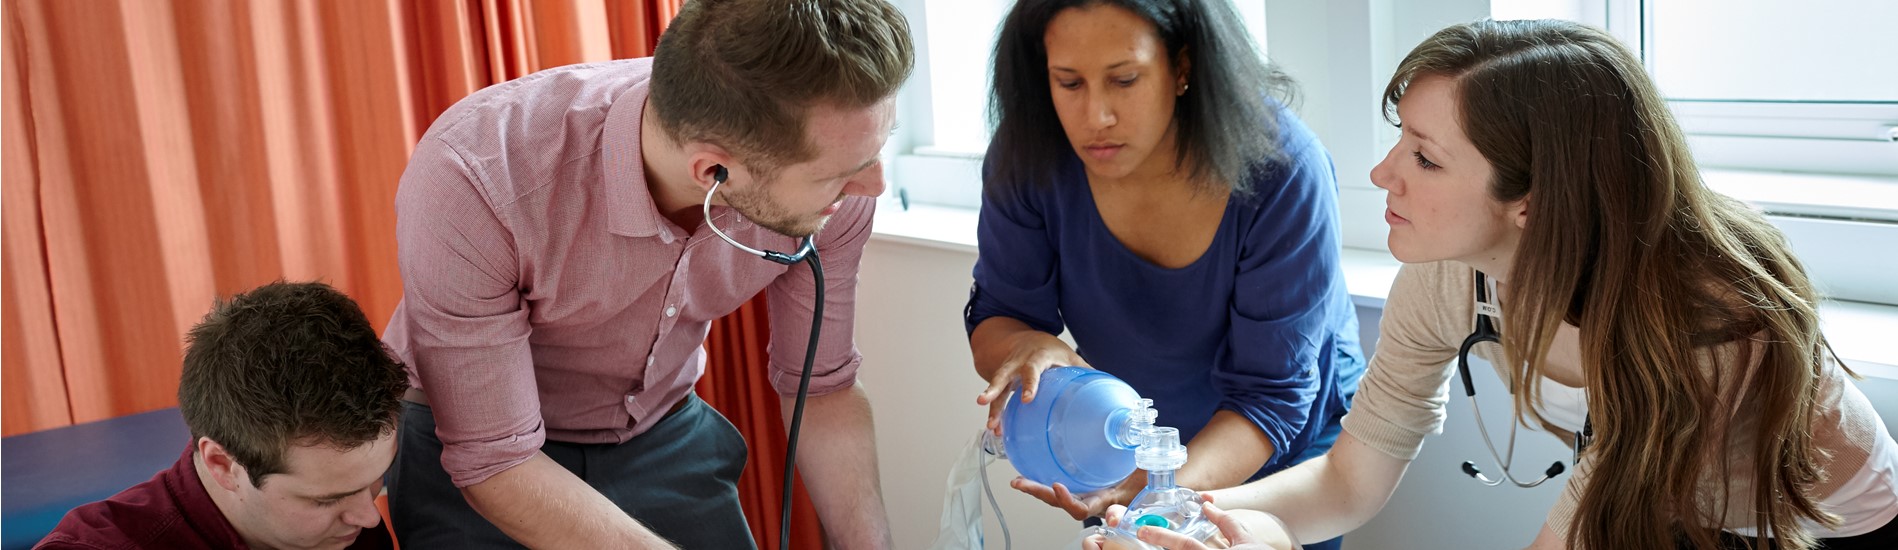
top-left (1339, 261), bottom-right (1469, 460)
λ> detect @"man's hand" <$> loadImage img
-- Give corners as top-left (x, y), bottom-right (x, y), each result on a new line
top-left (782, 382), bottom-right (892, 549)
top-left (460, 452), bottom-right (675, 548)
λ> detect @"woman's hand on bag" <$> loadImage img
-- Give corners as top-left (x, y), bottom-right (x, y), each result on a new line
top-left (974, 330), bottom-right (1087, 435)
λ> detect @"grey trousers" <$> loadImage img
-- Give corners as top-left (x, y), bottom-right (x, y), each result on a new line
top-left (389, 394), bottom-right (757, 549)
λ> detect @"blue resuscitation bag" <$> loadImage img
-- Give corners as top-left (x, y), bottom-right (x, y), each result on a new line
top-left (990, 366), bottom-right (1153, 494)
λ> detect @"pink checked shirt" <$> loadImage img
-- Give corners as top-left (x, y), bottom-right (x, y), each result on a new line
top-left (381, 58), bottom-right (872, 488)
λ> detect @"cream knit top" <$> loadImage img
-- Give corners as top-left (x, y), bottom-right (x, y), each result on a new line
top-left (1340, 261), bottom-right (1893, 538)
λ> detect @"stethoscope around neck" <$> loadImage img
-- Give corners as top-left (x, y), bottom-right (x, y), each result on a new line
top-left (703, 165), bottom-right (816, 265)
top-left (1456, 270), bottom-right (1593, 488)
top-left (701, 163), bottom-right (820, 550)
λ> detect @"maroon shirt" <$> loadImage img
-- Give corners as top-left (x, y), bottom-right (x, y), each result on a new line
top-left (34, 447), bottom-right (394, 550)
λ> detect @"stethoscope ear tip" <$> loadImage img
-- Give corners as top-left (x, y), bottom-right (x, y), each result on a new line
top-left (1461, 461), bottom-right (1482, 478)
top-left (702, 167), bottom-right (817, 264)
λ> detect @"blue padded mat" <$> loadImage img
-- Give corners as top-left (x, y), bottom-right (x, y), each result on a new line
top-left (2, 408), bottom-right (190, 550)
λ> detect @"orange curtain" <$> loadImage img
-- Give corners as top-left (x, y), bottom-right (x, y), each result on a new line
top-left (4, 0), bottom-right (427, 433)
top-left (699, 293), bottom-right (827, 550)
top-left (4, 0), bottom-right (819, 545)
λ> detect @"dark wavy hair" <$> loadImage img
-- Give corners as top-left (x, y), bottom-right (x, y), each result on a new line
top-left (987, 0), bottom-right (1295, 195)
top-left (178, 281), bottom-right (409, 487)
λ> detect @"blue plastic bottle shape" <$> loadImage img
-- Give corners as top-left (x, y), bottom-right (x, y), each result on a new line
top-left (986, 366), bottom-right (1154, 494)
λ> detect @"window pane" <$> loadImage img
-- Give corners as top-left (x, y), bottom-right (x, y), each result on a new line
top-left (1650, 0), bottom-right (1898, 102)
top-left (922, 0), bottom-right (1011, 154)
top-left (1490, 0), bottom-right (1585, 22)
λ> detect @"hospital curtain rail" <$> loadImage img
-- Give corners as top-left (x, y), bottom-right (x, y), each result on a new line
top-left (3, 0), bottom-right (820, 546)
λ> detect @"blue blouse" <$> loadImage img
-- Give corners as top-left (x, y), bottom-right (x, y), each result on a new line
top-left (964, 111), bottom-right (1365, 475)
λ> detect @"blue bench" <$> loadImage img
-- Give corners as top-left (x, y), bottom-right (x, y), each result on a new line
top-left (2, 408), bottom-right (191, 550)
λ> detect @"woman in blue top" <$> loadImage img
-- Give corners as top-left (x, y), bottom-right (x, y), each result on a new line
top-left (964, 0), bottom-right (1364, 544)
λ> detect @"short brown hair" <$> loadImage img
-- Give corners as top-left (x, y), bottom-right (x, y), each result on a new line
top-left (178, 281), bottom-right (409, 487)
top-left (650, 0), bottom-right (914, 177)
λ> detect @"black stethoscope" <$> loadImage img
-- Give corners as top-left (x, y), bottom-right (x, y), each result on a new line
top-left (1456, 271), bottom-right (1593, 488)
top-left (704, 164), bottom-right (820, 550)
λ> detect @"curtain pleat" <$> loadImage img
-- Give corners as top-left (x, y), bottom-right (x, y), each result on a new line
top-left (2, 0), bottom-right (70, 431)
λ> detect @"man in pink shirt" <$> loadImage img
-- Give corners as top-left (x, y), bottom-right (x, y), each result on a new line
top-left (379, 1), bottom-right (910, 548)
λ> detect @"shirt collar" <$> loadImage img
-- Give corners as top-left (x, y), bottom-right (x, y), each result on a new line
top-left (602, 76), bottom-right (764, 244)
top-left (603, 78), bottom-right (664, 239)
top-left (165, 445), bottom-right (251, 548)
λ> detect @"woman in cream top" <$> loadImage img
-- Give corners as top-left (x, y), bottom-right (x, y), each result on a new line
top-left (1339, 261), bottom-right (1893, 545)
top-left (1092, 19), bottom-right (1897, 550)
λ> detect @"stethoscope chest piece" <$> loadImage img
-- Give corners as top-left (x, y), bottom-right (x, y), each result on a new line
top-left (1456, 270), bottom-right (1587, 488)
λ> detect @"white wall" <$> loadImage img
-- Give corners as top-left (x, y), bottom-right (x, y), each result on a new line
top-left (853, 238), bottom-right (1093, 549)
top-left (854, 236), bottom-right (1898, 549)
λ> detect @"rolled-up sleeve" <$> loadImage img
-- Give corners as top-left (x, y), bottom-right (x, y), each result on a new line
top-left (964, 163), bottom-right (1065, 337)
top-left (389, 137), bottom-right (544, 488)
top-left (765, 195), bottom-right (875, 397)
top-left (1214, 139), bottom-right (1348, 468)
top-left (1338, 262), bottom-right (1463, 461)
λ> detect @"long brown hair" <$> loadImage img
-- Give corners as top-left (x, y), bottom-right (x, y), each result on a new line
top-left (1384, 19), bottom-right (1842, 549)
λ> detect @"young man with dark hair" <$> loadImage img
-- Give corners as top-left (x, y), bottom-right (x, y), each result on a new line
top-left (380, 0), bottom-right (913, 548)
top-left (38, 282), bottom-right (411, 550)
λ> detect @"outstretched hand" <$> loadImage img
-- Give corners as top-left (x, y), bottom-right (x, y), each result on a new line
top-left (1008, 476), bottom-right (1130, 521)
top-left (1083, 502), bottom-right (1297, 550)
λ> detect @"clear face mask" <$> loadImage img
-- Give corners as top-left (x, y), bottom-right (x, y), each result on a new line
top-left (1099, 427), bottom-right (1219, 550)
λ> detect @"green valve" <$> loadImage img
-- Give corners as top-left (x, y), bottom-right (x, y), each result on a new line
top-left (1131, 514), bottom-right (1172, 530)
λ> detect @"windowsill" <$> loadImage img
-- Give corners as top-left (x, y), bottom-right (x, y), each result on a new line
top-left (1699, 169), bottom-right (1898, 222)
top-left (869, 199), bottom-right (1898, 379)
top-left (869, 200), bottom-right (979, 253)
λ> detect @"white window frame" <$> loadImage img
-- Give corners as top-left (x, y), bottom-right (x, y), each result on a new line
top-left (1594, 0), bottom-right (1898, 305)
top-left (1602, 0), bottom-right (1898, 177)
